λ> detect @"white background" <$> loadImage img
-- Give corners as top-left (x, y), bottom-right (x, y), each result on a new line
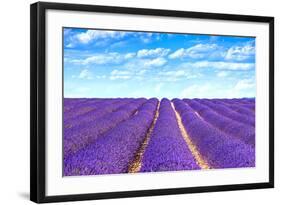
top-left (0, 0), bottom-right (278, 204)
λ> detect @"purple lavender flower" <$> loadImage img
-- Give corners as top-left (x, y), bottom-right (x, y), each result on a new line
top-left (186, 99), bottom-right (255, 146)
top-left (212, 99), bottom-right (254, 117)
top-left (64, 98), bottom-right (158, 176)
top-left (173, 99), bottom-right (255, 169)
top-left (64, 98), bottom-right (146, 159)
top-left (64, 99), bottom-right (121, 121)
top-left (193, 99), bottom-right (255, 127)
top-left (140, 98), bottom-right (200, 172)
top-left (64, 98), bottom-right (136, 130)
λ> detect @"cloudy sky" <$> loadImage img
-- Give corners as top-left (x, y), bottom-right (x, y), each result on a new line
top-left (64, 28), bottom-right (255, 99)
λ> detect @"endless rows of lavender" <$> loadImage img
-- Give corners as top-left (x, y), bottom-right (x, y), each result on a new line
top-left (64, 97), bottom-right (255, 176)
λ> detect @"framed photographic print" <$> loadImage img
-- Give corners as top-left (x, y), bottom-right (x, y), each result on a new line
top-left (30, 1), bottom-right (274, 203)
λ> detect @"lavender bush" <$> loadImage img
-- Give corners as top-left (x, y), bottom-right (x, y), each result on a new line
top-left (63, 98), bottom-right (256, 176)
top-left (173, 99), bottom-right (255, 169)
top-left (64, 98), bottom-right (158, 175)
top-left (186, 99), bottom-right (255, 146)
top-left (140, 98), bottom-right (200, 172)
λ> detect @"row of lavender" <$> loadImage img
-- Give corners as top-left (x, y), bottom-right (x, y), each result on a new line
top-left (64, 98), bottom-right (255, 176)
top-left (173, 99), bottom-right (255, 168)
top-left (64, 98), bottom-right (158, 175)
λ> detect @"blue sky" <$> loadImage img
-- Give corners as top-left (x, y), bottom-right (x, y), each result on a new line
top-left (64, 28), bottom-right (255, 99)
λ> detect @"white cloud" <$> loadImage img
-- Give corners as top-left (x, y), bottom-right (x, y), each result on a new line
top-left (160, 70), bottom-right (185, 78)
top-left (137, 70), bottom-right (146, 75)
top-left (110, 76), bottom-right (131, 80)
top-left (84, 53), bottom-right (123, 64)
top-left (65, 43), bottom-right (74, 48)
top-left (124, 52), bottom-right (136, 59)
top-left (139, 32), bottom-right (154, 43)
top-left (169, 70), bottom-right (185, 77)
top-left (71, 52), bottom-right (133, 65)
top-left (111, 70), bottom-right (131, 75)
top-left (169, 44), bottom-right (220, 59)
top-left (77, 69), bottom-right (92, 79)
top-left (156, 69), bottom-right (198, 82)
top-left (124, 57), bottom-right (167, 70)
top-left (143, 57), bottom-right (167, 67)
top-left (76, 30), bottom-right (127, 44)
top-left (137, 48), bottom-right (170, 58)
top-left (180, 83), bottom-right (245, 99)
top-left (168, 48), bottom-right (185, 59)
top-left (182, 61), bottom-right (254, 70)
top-left (109, 69), bottom-right (132, 80)
top-left (180, 84), bottom-right (212, 98)
top-left (217, 71), bottom-right (229, 77)
top-left (141, 37), bottom-right (151, 43)
top-left (225, 42), bottom-right (255, 61)
top-left (154, 83), bottom-right (164, 93)
top-left (188, 44), bottom-right (219, 55)
top-left (73, 54), bottom-right (167, 69)
top-left (234, 79), bottom-right (255, 90)
top-left (64, 57), bottom-right (71, 63)
top-left (96, 75), bottom-right (106, 79)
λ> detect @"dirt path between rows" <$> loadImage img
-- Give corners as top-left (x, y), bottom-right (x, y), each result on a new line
top-left (128, 102), bottom-right (160, 173)
top-left (171, 102), bottom-right (210, 169)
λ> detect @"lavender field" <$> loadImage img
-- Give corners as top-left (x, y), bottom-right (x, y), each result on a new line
top-left (63, 98), bottom-right (255, 176)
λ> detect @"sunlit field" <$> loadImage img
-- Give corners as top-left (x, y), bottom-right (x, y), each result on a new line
top-left (63, 98), bottom-right (255, 176)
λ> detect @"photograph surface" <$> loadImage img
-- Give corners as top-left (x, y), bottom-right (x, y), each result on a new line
top-left (63, 28), bottom-right (256, 176)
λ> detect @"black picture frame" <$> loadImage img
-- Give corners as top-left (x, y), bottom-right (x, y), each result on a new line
top-left (30, 1), bottom-right (274, 203)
